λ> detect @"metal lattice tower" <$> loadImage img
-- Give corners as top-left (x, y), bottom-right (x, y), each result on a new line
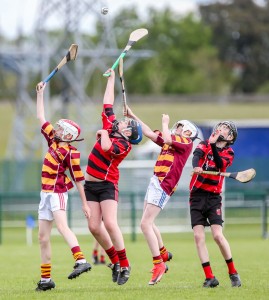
top-left (4, 0), bottom-right (153, 160)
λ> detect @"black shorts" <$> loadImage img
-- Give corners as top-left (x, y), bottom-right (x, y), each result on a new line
top-left (189, 192), bottom-right (223, 228)
top-left (84, 180), bottom-right (119, 202)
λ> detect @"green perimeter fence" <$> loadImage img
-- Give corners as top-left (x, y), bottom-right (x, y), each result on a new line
top-left (0, 159), bottom-right (268, 244)
top-left (0, 189), bottom-right (268, 245)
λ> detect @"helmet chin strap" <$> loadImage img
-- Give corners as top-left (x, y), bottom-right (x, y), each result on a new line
top-left (110, 130), bottom-right (129, 141)
top-left (54, 136), bottom-right (84, 143)
top-left (217, 135), bottom-right (230, 143)
top-left (111, 121), bottom-right (130, 141)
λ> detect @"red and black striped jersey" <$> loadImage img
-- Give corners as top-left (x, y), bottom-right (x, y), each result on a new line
top-left (86, 104), bottom-right (131, 184)
top-left (153, 133), bottom-right (193, 196)
top-left (190, 140), bottom-right (234, 194)
top-left (41, 122), bottom-right (84, 193)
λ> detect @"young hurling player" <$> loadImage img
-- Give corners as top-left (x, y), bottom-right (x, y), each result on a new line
top-left (84, 69), bottom-right (142, 285)
top-left (126, 107), bottom-right (198, 285)
top-left (190, 121), bottom-right (241, 288)
top-left (35, 81), bottom-right (91, 292)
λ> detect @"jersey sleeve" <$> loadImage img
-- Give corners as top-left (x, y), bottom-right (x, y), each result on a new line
top-left (220, 147), bottom-right (234, 170)
top-left (171, 135), bottom-right (192, 151)
top-left (154, 132), bottom-right (165, 147)
top-left (41, 121), bottom-right (54, 146)
top-left (102, 104), bottom-right (116, 130)
top-left (193, 140), bottom-right (208, 156)
top-left (66, 149), bottom-right (85, 182)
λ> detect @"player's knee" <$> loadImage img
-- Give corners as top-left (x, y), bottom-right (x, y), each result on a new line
top-left (38, 232), bottom-right (50, 245)
top-left (140, 219), bottom-right (150, 233)
top-left (88, 223), bottom-right (99, 235)
top-left (193, 232), bottom-right (205, 245)
top-left (103, 221), bottom-right (116, 234)
top-left (212, 233), bottom-right (224, 244)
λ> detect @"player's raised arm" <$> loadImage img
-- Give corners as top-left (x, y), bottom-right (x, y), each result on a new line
top-left (36, 81), bottom-right (47, 126)
top-left (103, 69), bottom-right (115, 105)
top-left (126, 106), bottom-right (158, 141)
top-left (161, 114), bottom-right (172, 144)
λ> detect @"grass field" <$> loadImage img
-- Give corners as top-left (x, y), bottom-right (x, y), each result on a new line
top-left (0, 224), bottom-right (268, 300)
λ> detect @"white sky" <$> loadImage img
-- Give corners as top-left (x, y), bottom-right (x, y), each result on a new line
top-left (0, 0), bottom-right (210, 39)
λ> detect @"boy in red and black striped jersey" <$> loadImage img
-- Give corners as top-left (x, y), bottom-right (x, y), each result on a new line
top-left (35, 82), bottom-right (91, 292)
top-left (84, 69), bottom-right (142, 286)
top-left (190, 121), bottom-right (241, 288)
top-left (127, 108), bottom-right (198, 285)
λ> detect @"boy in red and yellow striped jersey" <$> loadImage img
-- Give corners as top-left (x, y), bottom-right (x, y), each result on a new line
top-left (127, 107), bottom-right (198, 285)
top-left (35, 81), bottom-right (91, 292)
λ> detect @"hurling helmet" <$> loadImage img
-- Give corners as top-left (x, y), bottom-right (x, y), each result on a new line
top-left (171, 120), bottom-right (198, 140)
top-left (55, 119), bottom-right (81, 142)
top-left (127, 119), bottom-right (143, 144)
top-left (213, 120), bottom-right (237, 144)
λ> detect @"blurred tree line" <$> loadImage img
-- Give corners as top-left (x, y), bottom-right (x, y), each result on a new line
top-left (1, 0), bottom-right (269, 99)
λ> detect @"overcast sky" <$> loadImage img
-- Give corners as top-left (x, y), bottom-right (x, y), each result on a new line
top-left (0, 0), bottom-right (212, 39)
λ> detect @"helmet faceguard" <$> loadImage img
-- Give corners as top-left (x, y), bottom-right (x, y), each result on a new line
top-left (54, 119), bottom-right (81, 142)
top-left (127, 119), bottom-right (143, 144)
top-left (117, 118), bottom-right (142, 144)
top-left (213, 121), bottom-right (237, 144)
top-left (171, 120), bottom-right (198, 140)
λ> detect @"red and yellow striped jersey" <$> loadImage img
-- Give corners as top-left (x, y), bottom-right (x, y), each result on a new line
top-left (154, 134), bottom-right (193, 196)
top-left (41, 122), bottom-right (84, 193)
top-left (86, 104), bottom-right (131, 184)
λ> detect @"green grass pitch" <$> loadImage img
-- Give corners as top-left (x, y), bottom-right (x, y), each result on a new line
top-left (0, 224), bottom-right (268, 300)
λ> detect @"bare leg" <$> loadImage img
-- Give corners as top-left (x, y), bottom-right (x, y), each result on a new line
top-left (101, 200), bottom-right (125, 251)
top-left (140, 203), bottom-right (162, 257)
top-left (38, 219), bottom-right (53, 263)
top-left (153, 223), bottom-right (164, 249)
top-left (87, 201), bottom-right (114, 250)
top-left (193, 225), bottom-right (209, 263)
top-left (53, 210), bottom-right (80, 248)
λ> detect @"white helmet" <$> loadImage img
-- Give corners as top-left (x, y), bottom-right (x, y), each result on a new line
top-left (171, 120), bottom-right (198, 140)
top-left (55, 119), bottom-right (81, 142)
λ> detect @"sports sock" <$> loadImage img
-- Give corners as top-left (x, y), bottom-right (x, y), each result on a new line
top-left (159, 246), bottom-right (167, 256)
top-left (41, 263), bottom-right (51, 280)
top-left (117, 248), bottom-right (129, 268)
top-left (153, 255), bottom-right (163, 265)
top-left (71, 246), bottom-right (86, 263)
top-left (202, 262), bottom-right (214, 279)
top-left (105, 246), bottom-right (119, 264)
top-left (100, 254), bottom-right (106, 263)
top-left (226, 258), bottom-right (237, 274)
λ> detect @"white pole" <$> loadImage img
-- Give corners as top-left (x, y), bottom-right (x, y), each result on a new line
top-left (26, 227), bottom-right (33, 246)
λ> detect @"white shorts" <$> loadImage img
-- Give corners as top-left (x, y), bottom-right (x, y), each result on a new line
top-left (145, 175), bottom-right (170, 210)
top-left (38, 191), bottom-right (68, 221)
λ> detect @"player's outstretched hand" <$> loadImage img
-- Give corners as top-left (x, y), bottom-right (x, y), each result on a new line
top-left (162, 114), bottom-right (170, 126)
top-left (193, 167), bottom-right (203, 174)
top-left (104, 68), bottom-right (115, 78)
top-left (36, 81), bottom-right (46, 93)
top-left (125, 105), bottom-right (134, 118)
top-left (209, 129), bottom-right (220, 144)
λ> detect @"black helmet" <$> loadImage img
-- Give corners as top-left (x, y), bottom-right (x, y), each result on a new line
top-left (213, 121), bottom-right (237, 144)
